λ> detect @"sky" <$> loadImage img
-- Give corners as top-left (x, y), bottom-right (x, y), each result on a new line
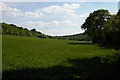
top-left (1, 0), bottom-right (120, 2)
top-left (0, 2), bottom-right (119, 36)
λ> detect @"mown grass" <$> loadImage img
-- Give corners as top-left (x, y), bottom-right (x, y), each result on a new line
top-left (2, 35), bottom-right (120, 80)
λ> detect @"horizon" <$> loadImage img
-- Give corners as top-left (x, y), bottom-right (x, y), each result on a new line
top-left (1, 2), bottom-right (118, 36)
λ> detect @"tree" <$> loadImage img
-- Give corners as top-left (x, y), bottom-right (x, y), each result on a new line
top-left (81, 9), bottom-right (111, 43)
top-left (31, 28), bottom-right (37, 32)
top-left (31, 28), bottom-right (38, 36)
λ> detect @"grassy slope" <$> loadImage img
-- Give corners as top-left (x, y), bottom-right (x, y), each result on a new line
top-left (2, 35), bottom-right (120, 80)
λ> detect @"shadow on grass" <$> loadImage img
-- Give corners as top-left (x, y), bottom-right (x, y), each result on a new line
top-left (2, 55), bottom-right (120, 80)
top-left (98, 44), bottom-right (120, 50)
top-left (68, 43), bottom-right (92, 45)
top-left (68, 42), bottom-right (120, 50)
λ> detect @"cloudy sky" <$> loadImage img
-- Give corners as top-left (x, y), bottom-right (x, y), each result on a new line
top-left (0, 2), bottom-right (119, 36)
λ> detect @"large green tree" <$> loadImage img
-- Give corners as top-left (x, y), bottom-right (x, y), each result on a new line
top-left (81, 9), bottom-right (111, 43)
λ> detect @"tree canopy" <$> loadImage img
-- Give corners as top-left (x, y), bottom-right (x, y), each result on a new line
top-left (81, 9), bottom-right (120, 45)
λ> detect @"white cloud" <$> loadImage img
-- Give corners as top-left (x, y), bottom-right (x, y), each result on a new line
top-left (40, 3), bottom-right (88, 23)
top-left (10, 12), bottom-right (23, 17)
top-left (62, 21), bottom-right (79, 26)
top-left (1, 3), bottom-right (85, 20)
top-left (20, 20), bottom-right (60, 29)
top-left (0, 3), bottom-right (21, 17)
top-left (1, 3), bottom-right (43, 17)
top-left (48, 21), bottom-right (59, 25)
top-left (24, 12), bottom-right (43, 17)
top-left (0, 3), bottom-right (20, 12)
top-left (41, 3), bottom-right (80, 15)
top-left (41, 5), bottom-right (63, 13)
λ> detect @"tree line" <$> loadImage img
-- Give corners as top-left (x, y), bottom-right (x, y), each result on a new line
top-left (81, 9), bottom-right (120, 45)
top-left (50, 34), bottom-right (90, 41)
top-left (1, 22), bottom-right (90, 41)
top-left (1, 22), bottom-right (49, 38)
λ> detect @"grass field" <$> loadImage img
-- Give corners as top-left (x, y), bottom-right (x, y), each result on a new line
top-left (2, 35), bottom-right (120, 80)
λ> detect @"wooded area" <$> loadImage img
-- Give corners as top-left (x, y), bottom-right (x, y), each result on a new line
top-left (82, 9), bottom-right (120, 45)
top-left (1, 23), bottom-right (48, 38)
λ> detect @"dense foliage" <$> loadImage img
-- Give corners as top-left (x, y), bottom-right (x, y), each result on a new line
top-left (1, 22), bottom-right (50, 38)
top-left (50, 34), bottom-right (90, 41)
top-left (82, 9), bottom-right (120, 45)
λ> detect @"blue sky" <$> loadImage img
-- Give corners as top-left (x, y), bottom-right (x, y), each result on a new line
top-left (1, 2), bottom-right (119, 36)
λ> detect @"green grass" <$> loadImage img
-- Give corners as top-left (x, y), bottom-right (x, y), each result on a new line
top-left (2, 35), bottom-right (120, 80)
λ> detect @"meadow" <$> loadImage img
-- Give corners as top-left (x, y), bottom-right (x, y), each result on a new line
top-left (2, 35), bottom-right (120, 80)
